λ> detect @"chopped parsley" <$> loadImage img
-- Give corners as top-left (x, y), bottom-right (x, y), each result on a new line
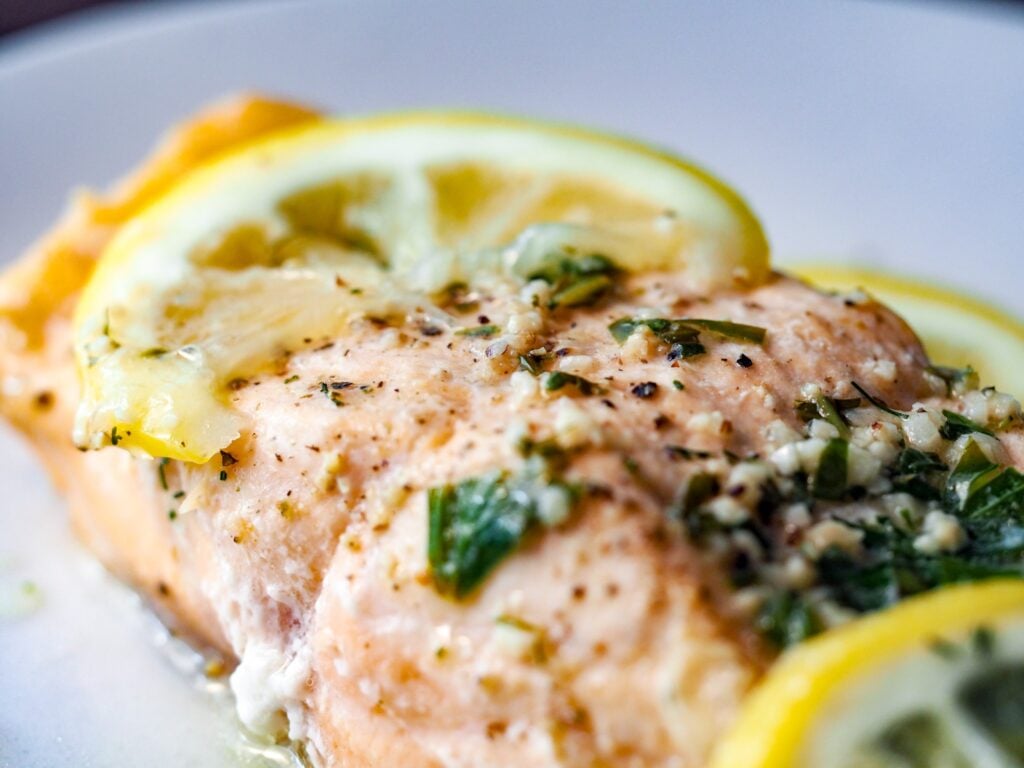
top-left (157, 457), bottom-right (169, 490)
top-left (892, 448), bottom-right (946, 500)
top-left (809, 465), bottom-right (1024, 619)
top-left (456, 324), bottom-right (499, 338)
top-left (796, 393), bottom-right (858, 439)
top-left (670, 372), bottom-right (1024, 649)
top-left (543, 371), bottom-right (600, 396)
top-left (940, 410), bottom-right (995, 440)
top-left (672, 380), bottom-right (685, 391)
top-left (927, 364), bottom-right (979, 395)
top-left (812, 438), bottom-right (848, 500)
top-left (518, 353), bottom-right (543, 376)
top-left (609, 317), bottom-right (766, 361)
top-left (756, 591), bottom-right (821, 648)
top-left (428, 467), bottom-right (578, 598)
top-left (528, 253), bottom-right (618, 308)
top-left (946, 439), bottom-right (998, 506)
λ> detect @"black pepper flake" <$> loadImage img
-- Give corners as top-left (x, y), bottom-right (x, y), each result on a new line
top-left (601, 398), bottom-right (616, 409)
top-left (736, 353), bottom-right (754, 368)
top-left (33, 391), bottom-right (54, 410)
top-left (477, 315), bottom-right (490, 324)
top-left (220, 450), bottom-right (238, 467)
top-left (554, 347), bottom-right (570, 357)
top-left (421, 325), bottom-right (443, 337)
top-left (331, 381), bottom-right (354, 390)
top-left (631, 382), bottom-right (658, 399)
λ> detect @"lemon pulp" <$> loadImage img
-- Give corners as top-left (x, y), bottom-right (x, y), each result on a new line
top-left (73, 113), bottom-right (769, 462)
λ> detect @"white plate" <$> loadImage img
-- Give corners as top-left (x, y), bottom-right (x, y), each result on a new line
top-left (1, 1), bottom-right (1022, 766)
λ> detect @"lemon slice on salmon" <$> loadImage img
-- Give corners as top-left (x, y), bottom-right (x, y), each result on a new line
top-left (793, 264), bottom-right (1024, 396)
top-left (73, 113), bottom-right (769, 463)
top-left (711, 580), bottom-right (1024, 768)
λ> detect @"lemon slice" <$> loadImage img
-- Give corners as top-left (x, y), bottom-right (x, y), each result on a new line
top-left (711, 580), bottom-right (1024, 768)
top-left (793, 264), bottom-right (1024, 396)
top-left (73, 112), bottom-right (768, 462)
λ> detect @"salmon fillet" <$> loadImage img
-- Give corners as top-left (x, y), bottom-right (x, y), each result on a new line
top-left (3, 96), bottom-right (1021, 768)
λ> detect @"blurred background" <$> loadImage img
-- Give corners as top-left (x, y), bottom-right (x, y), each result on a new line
top-left (0, 1), bottom-right (1011, 34)
top-left (3, 0), bottom-right (1023, 303)
top-left (8, 0), bottom-right (1024, 35)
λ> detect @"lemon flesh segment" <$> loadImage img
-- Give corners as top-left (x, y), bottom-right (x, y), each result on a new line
top-left (710, 580), bottom-right (1024, 768)
top-left (792, 264), bottom-right (1024, 397)
top-left (74, 113), bottom-right (769, 462)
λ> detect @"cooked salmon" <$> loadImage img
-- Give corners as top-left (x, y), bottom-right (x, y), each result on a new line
top-left (3, 95), bottom-right (1021, 768)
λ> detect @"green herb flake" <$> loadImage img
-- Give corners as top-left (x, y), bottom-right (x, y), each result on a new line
top-left (898, 448), bottom-right (946, 475)
top-left (608, 316), bottom-right (765, 362)
top-left (543, 371), bottom-right (600, 396)
top-left (927, 364), bottom-right (979, 395)
top-left (682, 318), bottom-right (767, 344)
top-left (892, 448), bottom-right (946, 501)
top-left (757, 591), bottom-right (821, 648)
top-left (284, 374), bottom-right (300, 384)
top-left (945, 439), bottom-right (998, 507)
top-left (671, 472), bottom-right (721, 542)
top-left (813, 438), bottom-right (848, 500)
top-left (796, 393), bottom-right (854, 439)
top-left (672, 380), bottom-right (685, 391)
top-left (428, 470), bottom-right (577, 598)
top-left (219, 470), bottom-right (228, 482)
top-left (528, 253), bottom-right (617, 309)
top-left (110, 426), bottom-right (121, 446)
top-left (940, 410), bottom-right (995, 440)
top-left (456, 324), bottom-right (500, 338)
top-left (518, 353), bottom-right (543, 376)
top-left (157, 457), bottom-right (170, 490)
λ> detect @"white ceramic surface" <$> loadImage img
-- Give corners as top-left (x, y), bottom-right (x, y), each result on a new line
top-left (1, 1), bottom-right (1022, 766)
